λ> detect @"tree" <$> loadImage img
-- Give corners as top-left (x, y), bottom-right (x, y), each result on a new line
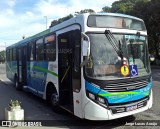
top-left (75, 9), bottom-right (95, 15)
top-left (111, 0), bottom-right (135, 13)
top-left (102, 6), bottom-right (111, 12)
top-left (145, 0), bottom-right (160, 58)
top-left (105, 0), bottom-right (150, 14)
top-left (50, 9), bottom-right (95, 28)
top-left (129, 0), bottom-right (160, 57)
top-left (0, 50), bottom-right (6, 63)
top-left (50, 14), bottom-right (73, 27)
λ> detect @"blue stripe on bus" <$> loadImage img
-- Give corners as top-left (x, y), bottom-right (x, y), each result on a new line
top-left (27, 61), bottom-right (49, 96)
top-left (85, 81), bottom-right (100, 94)
top-left (85, 81), bottom-right (152, 104)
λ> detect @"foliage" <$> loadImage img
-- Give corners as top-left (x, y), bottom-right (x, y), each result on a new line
top-left (75, 9), bottom-right (95, 15)
top-left (145, 0), bottom-right (160, 58)
top-left (102, 6), bottom-right (111, 12)
top-left (50, 14), bottom-right (73, 28)
top-left (50, 9), bottom-right (95, 27)
top-left (0, 50), bottom-right (5, 63)
top-left (102, 0), bottom-right (150, 14)
top-left (9, 100), bottom-right (21, 107)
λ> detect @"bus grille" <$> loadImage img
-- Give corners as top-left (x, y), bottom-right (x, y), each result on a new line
top-left (103, 79), bottom-right (149, 92)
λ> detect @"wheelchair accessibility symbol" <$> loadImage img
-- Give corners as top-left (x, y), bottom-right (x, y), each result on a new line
top-left (129, 65), bottom-right (138, 76)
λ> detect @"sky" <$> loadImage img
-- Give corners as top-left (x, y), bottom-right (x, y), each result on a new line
top-left (0, 0), bottom-right (118, 50)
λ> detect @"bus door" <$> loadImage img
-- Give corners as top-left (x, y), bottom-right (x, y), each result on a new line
top-left (58, 29), bottom-right (81, 112)
top-left (17, 46), bottom-right (27, 87)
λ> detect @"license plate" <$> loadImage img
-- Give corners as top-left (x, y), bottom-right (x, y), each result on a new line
top-left (126, 104), bottom-right (137, 111)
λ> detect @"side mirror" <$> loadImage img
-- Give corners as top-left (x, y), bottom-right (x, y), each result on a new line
top-left (82, 40), bottom-right (89, 56)
top-left (81, 32), bottom-right (90, 57)
top-left (81, 32), bottom-right (91, 67)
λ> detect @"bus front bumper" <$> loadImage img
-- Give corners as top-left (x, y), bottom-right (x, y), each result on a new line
top-left (84, 90), bottom-right (153, 120)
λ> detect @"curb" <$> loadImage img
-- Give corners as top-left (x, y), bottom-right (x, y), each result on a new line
top-left (0, 78), bottom-right (13, 86)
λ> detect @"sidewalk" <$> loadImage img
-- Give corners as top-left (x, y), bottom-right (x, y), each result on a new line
top-left (0, 73), bottom-right (13, 85)
top-left (0, 65), bottom-right (70, 129)
top-left (0, 64), bottom-right (10, 84)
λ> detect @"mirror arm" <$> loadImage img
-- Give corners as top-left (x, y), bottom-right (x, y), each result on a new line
top-left (80, 58), bottom-right (89, 67)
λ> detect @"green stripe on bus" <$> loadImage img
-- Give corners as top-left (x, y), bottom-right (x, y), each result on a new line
top-left (144, 92), bottom-right (150, 96)
top-left (99, 91), bottom-right (149, 97)
top-left (29, 66), bottom-right (58, 77)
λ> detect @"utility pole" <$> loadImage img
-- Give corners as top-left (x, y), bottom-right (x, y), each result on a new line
top-left (44, 16), bottom-right (48, 30)
top-left (5, 42), bottom-right (6, 50)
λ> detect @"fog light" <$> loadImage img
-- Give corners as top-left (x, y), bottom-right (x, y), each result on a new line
top-left (97, 97), bottom-right (105, 104)
top-left (89, 93), bottom-right (95, 100)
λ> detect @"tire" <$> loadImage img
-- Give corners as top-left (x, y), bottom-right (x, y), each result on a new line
top-left (49, 88), bottom-right (61, 112)
top-left (14, 75), bottom-right (22, 90)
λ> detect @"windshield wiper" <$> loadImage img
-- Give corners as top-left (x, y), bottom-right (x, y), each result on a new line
top-left (104, 30), bottom-right (124, 59)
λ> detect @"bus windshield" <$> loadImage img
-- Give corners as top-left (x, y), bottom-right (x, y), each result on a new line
top-left (85, 33), bottom-right (150, 80)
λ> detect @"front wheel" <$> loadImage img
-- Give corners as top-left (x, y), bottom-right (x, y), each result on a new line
top-left (49, 90), bottom-right (61, 112)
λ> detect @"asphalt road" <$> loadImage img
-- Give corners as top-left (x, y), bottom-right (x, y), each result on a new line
top-left (0, 64), bottom-right (160, 129)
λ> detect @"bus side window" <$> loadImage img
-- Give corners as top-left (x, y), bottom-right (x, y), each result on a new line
top-left (6, 49), bottom-right (10, 61)
top-left (28, 42), bottom-right (35, 61)
top-left (13, 48), bottom-right (16, 61)
top-left (36, 38), bottom-right (44, 61)
top-left (10, 49), bottom-right (13, 61)
top-left (44, 34), bottom-right (56, 61)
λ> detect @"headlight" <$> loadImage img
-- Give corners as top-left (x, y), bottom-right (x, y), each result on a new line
top-left (97, 97), bottom-right (105, 104)
top-left (86, 90), bottom-right (108, 108)
top-left (150, 57), bottom-right (155, 62)
top-left (88, 92), bottom-right (96, 100)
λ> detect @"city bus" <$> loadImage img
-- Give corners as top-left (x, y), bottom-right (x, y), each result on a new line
top-left (6, 13), bottom-right (152, 120)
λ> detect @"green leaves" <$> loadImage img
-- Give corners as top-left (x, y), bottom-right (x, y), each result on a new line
top-left (102, 6), bottom-right (111, 12)
top-left (50, 9), bottom-right (95, 28)
top-left (50, 14), bottom-right (73, 27)
top-left (0, 50), bottom-right (5, 63)
top-left (9, 100), bottom-right (21, 107)
top-left (75, 9), bottom-right (95, 15)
